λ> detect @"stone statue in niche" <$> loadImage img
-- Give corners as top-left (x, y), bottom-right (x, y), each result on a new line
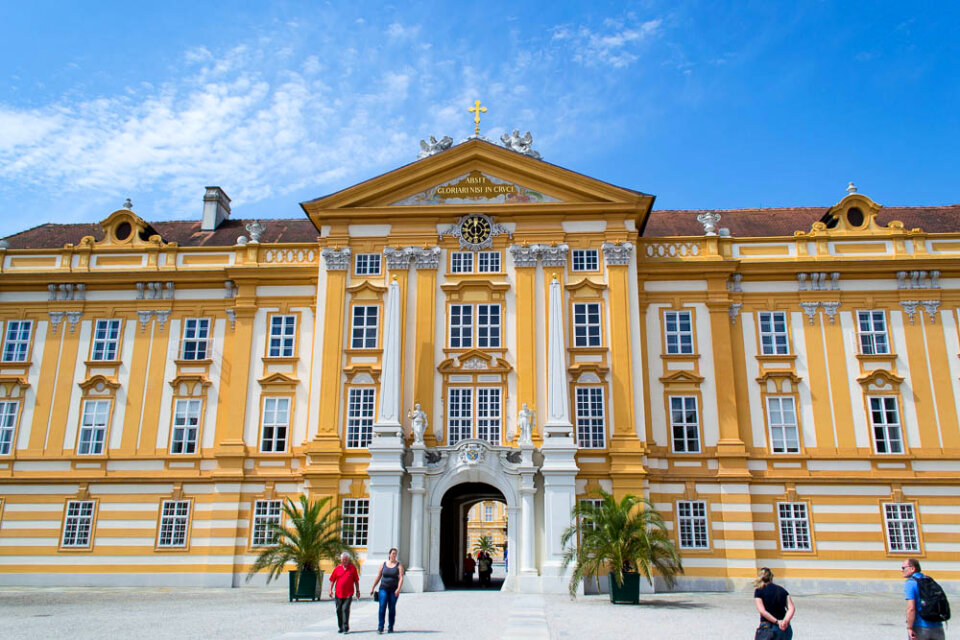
top-left (408, 403), bottom-right (429, 445)
top-left (518, 403), bottom-right (535, 446)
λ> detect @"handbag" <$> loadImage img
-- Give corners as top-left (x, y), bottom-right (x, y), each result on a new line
top-left (754, 622), bottom-right (777, 640)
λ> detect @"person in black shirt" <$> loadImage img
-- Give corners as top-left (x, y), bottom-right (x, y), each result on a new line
top-left (753, 567), bottom-right (795, 639)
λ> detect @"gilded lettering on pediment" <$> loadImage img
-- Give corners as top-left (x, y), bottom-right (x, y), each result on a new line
top-left (390, 170), bottom-right (561, 206)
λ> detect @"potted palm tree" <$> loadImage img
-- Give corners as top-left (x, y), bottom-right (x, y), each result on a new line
top-left (246, 495), bottom-right (355, 602)
top-left (561, 490), bottom-right (683, 604)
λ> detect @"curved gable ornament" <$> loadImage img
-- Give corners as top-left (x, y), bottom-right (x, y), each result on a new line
top-left (857, 368), bottom-right (904, 392)
top-left (70, 208), bottom-right (171, 249)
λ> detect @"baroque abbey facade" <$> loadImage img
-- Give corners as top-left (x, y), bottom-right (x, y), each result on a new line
top-left (1, 138), bottom-right (959, 593)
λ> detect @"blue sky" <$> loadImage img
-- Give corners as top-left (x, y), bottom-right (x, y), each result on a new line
top-left (1, 1), bottom-right (958, 237)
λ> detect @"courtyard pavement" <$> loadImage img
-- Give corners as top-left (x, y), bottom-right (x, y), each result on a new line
top-left (0, 585), bottom-right (915, 639)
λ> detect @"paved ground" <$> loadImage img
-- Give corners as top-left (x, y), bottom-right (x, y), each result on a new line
top-left (0, 586), bottom-right (914, 639)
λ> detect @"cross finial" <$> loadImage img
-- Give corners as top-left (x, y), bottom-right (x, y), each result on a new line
top-left (468, 100), bottom-right (487, 136)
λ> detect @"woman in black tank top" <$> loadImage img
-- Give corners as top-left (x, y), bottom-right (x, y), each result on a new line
top-left (369, 547), bottom-right (405, 634)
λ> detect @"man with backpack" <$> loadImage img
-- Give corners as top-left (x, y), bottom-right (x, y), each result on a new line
top-left (902, 558), bottom-right (950, 640)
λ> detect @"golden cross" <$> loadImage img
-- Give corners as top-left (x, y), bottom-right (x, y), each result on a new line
top-left (468, 99), bottom-right (487, 136)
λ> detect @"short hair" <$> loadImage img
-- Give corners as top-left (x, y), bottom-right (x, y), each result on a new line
top-left (340, 552), bottom-right (351, 560)
top-left (906, 558), bottom-right (921, 572)
top-left (389, 547), bottom-right (398, 555)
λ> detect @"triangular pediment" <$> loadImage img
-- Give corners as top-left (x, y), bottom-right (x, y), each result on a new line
top-left (301, 139), bottom-right (654, 228)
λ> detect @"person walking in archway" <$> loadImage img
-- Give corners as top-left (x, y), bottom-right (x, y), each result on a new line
top-left (369, 547), bottom-right (405, 634)
top-left (463, 552), bottom-right (476, 586)
top-left (478, 551), bottom-right (493, 588)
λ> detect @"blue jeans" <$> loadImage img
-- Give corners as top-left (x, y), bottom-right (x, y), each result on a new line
top-left (377, 588), bottom-right (398, 631)
top-left (758, 622), bottom-right (793, 640)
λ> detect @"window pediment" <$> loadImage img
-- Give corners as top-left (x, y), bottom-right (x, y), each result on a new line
top-left (857, 368), bottom-right (904, 391)
top-left (169, 374), bottom-right (211, 396)
top-left (565, 278), bottom-right (607, 296)
top-left (346, 281), bottom-right (387, 300)
top-left (257, 372), bottom-right (299, 388)
top-left (438, 349), bottom-right (512, 374)
top-left (78, 374), bottom-right (120, 393)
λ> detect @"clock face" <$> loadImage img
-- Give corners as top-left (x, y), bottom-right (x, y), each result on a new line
top-left (460, 215), bottom-right (492, 246)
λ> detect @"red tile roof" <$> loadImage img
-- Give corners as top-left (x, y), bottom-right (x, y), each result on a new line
top-left (3, 205), bottom-right (959, 249)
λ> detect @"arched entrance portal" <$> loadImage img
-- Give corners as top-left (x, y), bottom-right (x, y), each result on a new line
top-left (439, 482), bottom-right (506, 589)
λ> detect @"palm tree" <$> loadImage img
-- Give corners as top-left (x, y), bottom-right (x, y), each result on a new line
top-left (560, 490), bottom-right (683, 597)
top-left (473, 534), bottom-right (497, 557)
top-left (246, 495), bottom-right (355, 590)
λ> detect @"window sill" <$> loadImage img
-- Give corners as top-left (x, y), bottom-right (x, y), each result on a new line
top-left (661, 353), bottom-right (700, 360)
top-left (856, 353), bottom-right (897, 362)
top-left (569, 346), bottom-right (607, 354)
top-left (755, 354), bottom-right (796, 362)
top-left (174, 359), bottom-right (213, 366)
top-left (343, 348), bottom-right (382, 356)
top-left (262, 356), bottom-right (299, 364)
top-left (85, 359), bottom-right (122, 367)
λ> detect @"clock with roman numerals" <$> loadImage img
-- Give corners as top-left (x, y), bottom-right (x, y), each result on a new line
top-left (459, 214), bottom-right (493, 247)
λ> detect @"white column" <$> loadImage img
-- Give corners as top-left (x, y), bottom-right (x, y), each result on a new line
top-left (539, 274), bottom-right (579, 593)
top-left (405, 446), bottom-right (427, 591)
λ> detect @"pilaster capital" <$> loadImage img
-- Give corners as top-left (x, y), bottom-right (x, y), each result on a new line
top-left (412, 246), bottom-right (442, 270)
top-left (508, 244), bottom-right (541, 267)
top-left (384, 246), bottom-right (416, 270)
top-left (321, 247), bottom-right (351, 271)
top-left (540, 243), bottom-right (569, 267)
top-left (601, 241), bottom-right (633, 266)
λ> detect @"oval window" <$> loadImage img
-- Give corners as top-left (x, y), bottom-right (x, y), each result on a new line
top-left (115, 221), bottom-right (132, 241)
top-left (846, 207), bottom-right (864, 227)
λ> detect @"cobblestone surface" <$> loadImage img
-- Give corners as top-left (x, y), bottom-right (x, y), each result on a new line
top-left (0, 586), bottom-right (911, 639)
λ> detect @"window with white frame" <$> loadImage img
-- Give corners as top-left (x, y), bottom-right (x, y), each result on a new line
top-left (571, 249), bottom-right (600, 272)
top-left (341, 499), bottom-right (369, 547)
top-left (350, 306), bottom-right (379, 349)
top-left (60, 500), bottom-right (96, 549)
top-left (578, 498), bottom-right (604, 532)
top-left (447, 386), bottom-right (502, 445)
top-left (478, 251), bottom-right (501, 273)
top-left (664, 311), bottom-right (694, 354)
top-left (573, 303), bottom-right (602, 348)
top-left (91, 319), bottom-right (122, 361)
top-left (484, 504), bottom-right (494, 521)
top-left (2, 320), bottom-right (32, 363)
top-left (677, 500), bottom-right (709, 549)
top-left (0, 400), bottom-right (18, 455)
top-left (354, 253), bottom-right (382, 276)
top-left (449, 305), bottom-right (473, 348)
top-left (346, 388), bottom-right (375, 448)
top-left (450, 252), bottom-right (474, 274)
top-left (260, 397), bottom-right (290, 452)
top-left (857, 310), bottom-right (890, 355)
top-left (251, 499), bottom-right (282, 547)
top-left (157, 500), bottom-right (191, 548)
top-left (61, 500), bottom-right (95, 548)
top-left (758, 311), bottom-right (790, 355)
top-left (77, 399), bottom-right (110, 455)
top-left (766, 396), bottom-right (800, 453)
top-left (267, 315), bottom-right (297, 358)
top-left (670, 396), bottom-right (701, 453)
top-left (180, 318), bottom-right (211, 360)
top-left (575, 387), bottom-right (606, 449)
top-left (447, 387), bottom-right (473, 444)
top-left (477, 304), bottom-right (501, 348)
top-left (869, 396), bottom-right (903, 453)
top-left (884, 503), bottom-right (920, 553)
top-left (777, 502), bottom-right (812, 551)
top-left (170, 398), bottom-right (202, 454)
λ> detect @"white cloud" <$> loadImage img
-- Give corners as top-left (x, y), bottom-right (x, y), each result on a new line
top-left (386, 22), bottom-right (421, 40)
top-left (564, 18), bottom-right (662, 68)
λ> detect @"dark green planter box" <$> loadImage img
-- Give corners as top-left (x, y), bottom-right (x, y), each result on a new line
top-left (288, 569), bottom-right (324, 602)
top-left (608, 571), bottom-right (640, 604)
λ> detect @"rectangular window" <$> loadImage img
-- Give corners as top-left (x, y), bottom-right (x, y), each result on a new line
top-left (341, 499), bottom-right (369, 547)
top-left (450, 252), bottom-right (474, 274)
top-left (573, 302), bottom-right (602, 347)
top-left (476, 387), bottom-right (501, 445)
top-left (354, 253), bottom-right (382, 276)
top-left (447, 387), bottom-right (474, 445)
top-left (181, 318), bottom-right (211, 360)
top-left (578, 498), bottom-right (604, 531)
top-left (484, 504), bottom-right (494, 521)
top-left (478, 251), bottom-right (500, 273)
top-left (2, 320), bottom-right (32, 362)
top-left (260, 397), bottom-right (290, 453)
top-left (870, 396), bottom-right (903, 454)
top-left (77, 399), bottom-right (110, 455)
top-left (157, 500), bottom-right (191, 548)
top-left (0, 400), bottom-right (19, 455)
top-left (766, 396), bottom-right (800, 453)
top-left (170, 399), bottom-right (202, 454)
top-left (670, 396), bottom-right (701, 453)
top-left (346, 388), bottom-right (375, 448)
top-left (267, 315), bottom-right (297, 358)
top-left (449, 305), bottom-right (474, 349)
top-left (477, 304), bottom-right (501, 348)
top-left (857, 310), bottom-right (890, 355)
top-left (884, 503), bottom-right (920, 553)
top-left (777, 502), bottom-right (812, 551)
top-left (664, 311), bottom-right (694, 354)
top-left (677, 500), bottom-right (709, 549)
top-left (91, 319), bottom-right (122, 361)
top-left (571, 249), bottom-right (599, 272)
top-left (61, 500), bottom-right (95, 548)
top-left (350, 306), bottom-right (379, 349)
top-left (575, 387), bottom-right (606, 449)
top-left (758, 311), bottom-right (790, 355)
top-left (251, 499), bottom-right (282, 547)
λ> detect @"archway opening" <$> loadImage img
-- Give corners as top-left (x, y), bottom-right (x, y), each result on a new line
top-left (439, 482), bottom-right (507, 590)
